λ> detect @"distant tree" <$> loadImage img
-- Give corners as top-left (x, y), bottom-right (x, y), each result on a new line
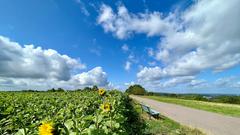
top-left (193, 95), bottom-right (207, 101)
top-left (22, 89), bottom-right (39, 92)
top-left (147, 92), bottom-right (154, 96)
top-left (169, 94), bottom-right (178, 98)
top-left (83, 87), bottom-right (91, 91)
top-left (215, 96), bottom-right (240, 104)
top-left (76, 89), bottom-right (82, 91)
top-left (92, 85), bottom-right (99, 91)
top-left (48, 88), bottom-right (56, 92)
top-left (47, 88), bottom-right (65, 92)
top-left (57, 88), bottom-right (65, 92)
top-left (125, 84), bottom-right (147, 95)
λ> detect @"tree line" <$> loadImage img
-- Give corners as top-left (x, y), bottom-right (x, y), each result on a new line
top-left (16, 84), bottom-right (240, 105)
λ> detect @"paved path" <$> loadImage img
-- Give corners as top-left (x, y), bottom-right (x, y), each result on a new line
top-left (131, 95), bottom-right (240, 135)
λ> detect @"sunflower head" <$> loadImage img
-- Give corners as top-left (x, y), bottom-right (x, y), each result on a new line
top-left (100, 103), bottom-right (111, 112)
top-left (39, 122), bottom-right (54, 135)
top-left (98, 88), bottom-right (106, 96)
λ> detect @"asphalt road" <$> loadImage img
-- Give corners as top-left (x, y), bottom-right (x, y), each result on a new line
top-left (131, 95), bottom-right (240, 135)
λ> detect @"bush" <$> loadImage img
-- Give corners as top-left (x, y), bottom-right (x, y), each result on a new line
top-left (211, 96), bottom-right (240, 104)
top-left (125, 84), bottom-right (147, 95)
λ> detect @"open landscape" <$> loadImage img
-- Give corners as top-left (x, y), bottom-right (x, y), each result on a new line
top-left (1, 87), bottom-right (240, 134)
top-left (0, 0), bottom-right (240, 134)
top-left (144, 95), bottom-right (240, 117)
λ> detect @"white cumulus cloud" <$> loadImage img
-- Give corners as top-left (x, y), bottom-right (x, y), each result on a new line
top-left (0, 36), bottom-right (86, 80)
top-left (72, 67), bottom-right (109, 87)
top-left (138, 0), bottom-right (240, 84)
top-left (0, 36), bottom-right (110, 90)
top-left (97, 4), bottom-right (177, 39)
top-left (98, 0), bottom-right (240, 91)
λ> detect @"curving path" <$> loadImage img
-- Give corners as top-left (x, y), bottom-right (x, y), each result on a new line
top-left (130, 95), bottom-right (240, 135)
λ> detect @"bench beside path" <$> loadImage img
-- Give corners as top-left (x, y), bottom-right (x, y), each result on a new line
top-left (130, 95), bottom-right (240, 135)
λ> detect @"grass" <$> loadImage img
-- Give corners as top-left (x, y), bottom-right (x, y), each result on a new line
top-left (133, 100), bottom-right (205, 135)
top-left (144, 96), bottom-right (240, 117)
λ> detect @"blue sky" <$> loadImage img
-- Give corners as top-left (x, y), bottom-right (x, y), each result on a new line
top-left (0, 0), bottom-right (239, 94)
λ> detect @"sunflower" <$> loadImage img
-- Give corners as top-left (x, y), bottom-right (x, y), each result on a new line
top-left (98, 88), bottom-right (106, 96)
top-left (39, 122), bottom-right (54, 135)
top-left (100, 103), bottom-right (111, 112)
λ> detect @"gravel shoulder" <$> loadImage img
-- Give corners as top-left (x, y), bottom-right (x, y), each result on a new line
top-left (131, 95), bottom-right (240, 135)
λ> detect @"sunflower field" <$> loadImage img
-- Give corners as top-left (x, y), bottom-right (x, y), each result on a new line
top-left (0, 90), bottom-right (145, 135)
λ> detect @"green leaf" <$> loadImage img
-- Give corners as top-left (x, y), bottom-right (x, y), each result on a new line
top-left (15, 129), bottom-right (25, 135)
top-left (64, 119), bottom-right (74, 131)
top-left (114, 123), bottom-right (120, 129)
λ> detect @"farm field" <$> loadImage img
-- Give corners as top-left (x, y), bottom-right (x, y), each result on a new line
top-left (0, 90), bottom-right (207, 135)
top-left (144, 96), bottom-right (240, 117)
top-left (0, 90), bottom-right (144, 135)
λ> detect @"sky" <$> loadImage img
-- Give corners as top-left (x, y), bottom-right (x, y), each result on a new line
top-left (0, 0), bottom-right (240, 94)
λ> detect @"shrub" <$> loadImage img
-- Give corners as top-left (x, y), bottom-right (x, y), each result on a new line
top-left (125, 84), bottom-right (147, 95)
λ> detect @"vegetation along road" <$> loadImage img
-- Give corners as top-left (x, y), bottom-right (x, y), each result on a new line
top-left (145, 95), bottom-right (240, 117)
top-left (131, 95), bottom-right (240, 135)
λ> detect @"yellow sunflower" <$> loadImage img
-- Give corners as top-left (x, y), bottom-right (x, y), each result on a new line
top-left (39, 122), bottom-right (54, 135)
top-left (98, 88), bottom-right (106, 96)
top-left (100, 103), bottom-right (111, 112)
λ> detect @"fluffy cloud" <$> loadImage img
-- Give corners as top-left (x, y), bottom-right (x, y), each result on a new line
top-left (124, 61), bottom-right (131, 71)
top-left (124, 81), bottom-right (135, 86)
top-left (155, 0), bottom-right (240, 73)
top-left (137, 67), bottom-right (165, 82)
top-left (214, 76), bottom-right (240, 89)
top-left (0, 36), bottom-right (86, 80)
top-left (98, 0), bottom-right (240, 91)
top-left (147, 48), bottom-right (154, 57)
top-left (187, 76), bottom-right (240, 93)
top-left (162, 76), bottom-right (195, 88)
top-left (97, 4), bottom-right (177, 39)
top-left (124, 53), bottom-right (139, 71)
top-left (148, 61), bottom-right (156, 66)
top-left (72, 67), bottom-right (109, 87)
top-left (121, 44), bottom-right (129, 52)
top-left (0, 36), bottom-right (110, 90)
top-left (139, 75), bottom-right (240, 93)
top-left (121, 44), bottom-right (138, 71)
top-left (0, 67), bottom-right (110, 90)
top-left (138, 0), bottom-right (240, 85)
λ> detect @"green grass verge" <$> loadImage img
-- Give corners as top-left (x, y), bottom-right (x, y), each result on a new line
top-left (133, 100), bottom-right (205, 135)
top-left (144, 96), bottom-right (240, 117)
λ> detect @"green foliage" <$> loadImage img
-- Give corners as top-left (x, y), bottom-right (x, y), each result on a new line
top-left (47, 88), bottom-right (65, 92)
top-left (0, 91), bottom-right (144, 135)
top-left (92, 85), bottom-right (99, 91)
top-left (82, 87), bottom-right (92, 91)
top-left (211, 96), bottom-right (240, 104)
top-left (125, 85), bottom-right (147, 95)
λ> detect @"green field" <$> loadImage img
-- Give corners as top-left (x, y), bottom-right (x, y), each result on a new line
top-left (0, 91), bottom-right (144, 135)
top-left (144, 96), bottom-right (240, 117)
top-left (4, 90), bottom-right (234, 135)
